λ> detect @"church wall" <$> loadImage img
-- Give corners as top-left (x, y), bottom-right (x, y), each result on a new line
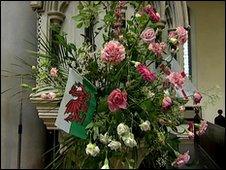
top-left (187, 1), bottom-right (225, 122)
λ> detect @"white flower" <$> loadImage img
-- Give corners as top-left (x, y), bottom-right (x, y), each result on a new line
top-left (134, 62), bottom-right (141, 68)
top-left (139, 120), bottom-right (151, 131)
top-left (122, 133), bottom-right (137, 148)
top-left (101, 157), bottom-right (110, 169)
top-left (85, 143), bottom-right (100, 157)
top-left (148, 91), bottom-right (155, 98)
top-left (135, 13), bottom-right (141, 18)
top-left (169, 37), bottom-right (178, 45)
top-left (99, 133), bottom-right (112, 145)
top-left (108, 140), bottom-right (121, 151)
top-left (164, 90), bottom-right (170, 96)
top-left (117, 123), bottom-right (130, 136)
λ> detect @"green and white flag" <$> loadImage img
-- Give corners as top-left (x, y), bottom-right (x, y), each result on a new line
top-left (55, 68), bottom-right (97, 139)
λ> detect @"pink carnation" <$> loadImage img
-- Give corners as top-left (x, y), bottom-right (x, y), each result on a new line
top-left (148, 42), bottom-right (166, 57)
top-left (101, 41), bottom-right (126, 64)
top-left (162, 96), bottom-right (172, 110)
top-left (172, 151), bottom-right (190, 167)
top-left (176, 26), bottom-right (188, 44)
top-left (140, 28), bottom-right (156, 44)
top-left (196, 120), bottom-right (208, 136)
top-left (50, 67), bottom-right (58, 77)
top-left (166, 71), bottom-right (185, 89)
top-left (193, 91), bottom-right (202, 104)
top-left (144, 5), bottom-right (160, 23)
top-left (136, 64), bottom-right (157, 82)
top-left (107, 89), bottom-right (128, 112)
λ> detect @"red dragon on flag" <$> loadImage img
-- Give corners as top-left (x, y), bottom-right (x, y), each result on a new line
top-left (64, 83), bottom-right (90, 123)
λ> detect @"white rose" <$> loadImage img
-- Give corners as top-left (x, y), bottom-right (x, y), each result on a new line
top-left (101, 158), bottom-right (110, 169)
top-left (139, 120), bottom-right (151, 131)
top-left (122, 133), bottom-right (137, 148)
top-left (85, 143), bottom-right (100, 157)
top-left (117, 123), bottom-right (130, 136)
top-left (108, 140), bottom-right (121, 151)
top-left (99, 133), bottom-right (112, 145)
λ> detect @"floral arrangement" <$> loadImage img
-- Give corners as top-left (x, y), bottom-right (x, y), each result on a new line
top-left (20, 1), bottom-right (209, 169)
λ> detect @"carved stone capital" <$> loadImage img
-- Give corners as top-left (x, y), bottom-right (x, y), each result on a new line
top-left (30, 1), bottom-right (44, 12)
top-left (48, 11), bottom-right (66, 25)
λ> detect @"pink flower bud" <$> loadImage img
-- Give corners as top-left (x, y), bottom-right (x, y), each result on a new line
top-left (162, 96), bottom-right (172, 110)
top-left (136, 64), bottom-right (157, 82)
top-left (193, 91), bottom-right (202, 104)
top-left (50, 67), bottom-right (58, 77)
top-left (144, 5), bottom-right (160, 23)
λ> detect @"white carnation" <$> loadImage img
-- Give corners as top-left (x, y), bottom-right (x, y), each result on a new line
top-left (99, 133), bottom-right (112, 145)
top-left (108, 140), bottom-right (121, 151)
top-left (122, 133), bottom-right (137, 148)
top-left (117, 123), bottom-right (130, 136)
top-left (139, 120), bottom-right (151, 131)
top-left (85, 143), bottom-right (100, 157)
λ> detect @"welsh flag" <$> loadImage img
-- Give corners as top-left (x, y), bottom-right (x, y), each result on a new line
top-left (55, 68), bottom-right (97, 139)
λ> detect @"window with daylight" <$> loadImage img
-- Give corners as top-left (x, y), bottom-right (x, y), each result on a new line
top-left (183, 7), bottom-right (192, 80)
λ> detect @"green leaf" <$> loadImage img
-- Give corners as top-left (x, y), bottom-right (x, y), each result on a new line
top-left (93, 126), bottom-right (99, 141)
top-left (127, 20), bottom-right (133, 26)
top-left (77, 22), bottom-right (83, 28)
top-left (72, 15), bottom-right (82, 21)
top-left (85, 122), bottom-right (94, 130)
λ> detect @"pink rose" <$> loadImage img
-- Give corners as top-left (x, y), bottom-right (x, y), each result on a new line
top-left (166, 71), bottom-right (185, 89)
top-left (162, 96), bottom-right (172, 110)
top-left (193, 91), bottom-right (202, 104)
top-left (176, 26), bottom-right (188, 45)
top-left (107, 89), bottom-right (128, 112)
top-left (196, 120), bottom-right (208, 136)
top-left (148, 42), bottom-right (166, 57)
top-left (144, 5), bottom-right (160, 23)
top-left (50, 67), bottom-right (58, 77)
top-left (140, 28), bottom-right (156, 44)
top-left (172, 151), bottom-right (190, 167)
top-left (101, 41), bottom-right (126, 64)
top-left (136, 64), bottom-right (157, 82)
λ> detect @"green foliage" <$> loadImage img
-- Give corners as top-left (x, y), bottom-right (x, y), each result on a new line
top-left (72, 1), bottom-right (101, 28)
